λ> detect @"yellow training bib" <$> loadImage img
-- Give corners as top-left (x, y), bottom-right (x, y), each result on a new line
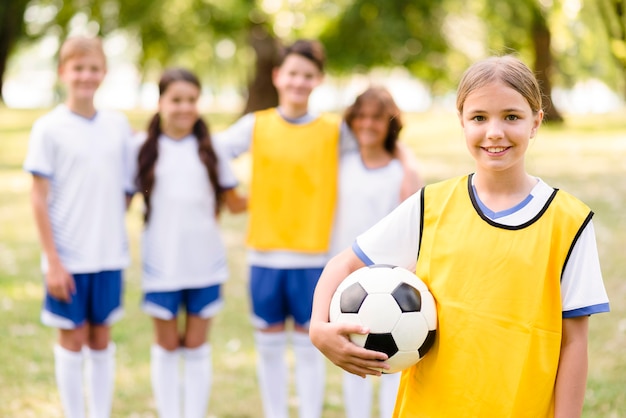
top-left (394, 175), bottom-right (592, 418)
top-left (247, 109), bottom-right (340, 253)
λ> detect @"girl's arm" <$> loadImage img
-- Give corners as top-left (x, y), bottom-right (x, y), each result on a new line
top-left (223, 188), bottom-right (247, 214)
top-left (30, 175), bottom-right (75, 302)
top-left (394, 142), bottom-right (424, 200)
top-left (309, 248), bottom-right (389, 377)
top-left (554, 316), bottom-right (589, 418)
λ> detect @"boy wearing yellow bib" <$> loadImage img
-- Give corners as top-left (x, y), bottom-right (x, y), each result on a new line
top-left (310, 56), bottom-right (610, 418)
top-left (215, 40), bottom-right (354, 418)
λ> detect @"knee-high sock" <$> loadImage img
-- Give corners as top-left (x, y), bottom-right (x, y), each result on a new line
top-left (54, 345), bottom-right (86, 418)
top-left (151, 344), bottom-right (181, 418)
top-left (182, 344), bottom-right (211, 418)
top-left (255, 331), bottom-right (288, 418)
top-left (85, 343), bottom-right (116, 418)
top-left (292, 332), bottom-right (325, 418)
top-left (342, 371), bottom-right (373, 418)
top-left (378, 373), bottom-right (401, 418)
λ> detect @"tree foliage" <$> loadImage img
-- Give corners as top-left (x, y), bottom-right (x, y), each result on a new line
top-left (1, 0), bottom-right (624, 112)
top-left (0, 0), bottom-right (29, 103)
top-left (595, 0), bottom-right (626, 96)
top-left (1, 0), bottom-right (276, 108)
top-left (474, 0), bottom-right (563, 121)
top-left (320, 0), bottom-right (452, 91)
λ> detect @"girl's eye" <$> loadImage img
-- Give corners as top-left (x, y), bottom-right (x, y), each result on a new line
top-left (505, 115), bottom-right (519, 121)
top-left (472, 115), bottom-right (486, 122)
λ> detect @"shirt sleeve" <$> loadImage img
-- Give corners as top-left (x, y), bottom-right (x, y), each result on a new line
top-left (125, 131), bottom-right (146, 195)
top-left (339, 121), bottom-right (358, 155)
top-left (212, 113), bottom-right (256, 158)
top-left (215, 143), bottom-right (239, 189)
top-left (561, 220), bottom-right (610, 317)
top-left (121, 118), bottom-right (139, 195)
top-left (23, 117), bottom-right (54, 178)
top-left (353, 189), bottom-right (422, 272)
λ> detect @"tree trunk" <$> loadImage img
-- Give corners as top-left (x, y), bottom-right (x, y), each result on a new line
top-left (0, 0), bottom-right (29, 104)
top-left (242, 24), bottom-right (280, 114)
top-left (531, 12), bottom-right (563, 123)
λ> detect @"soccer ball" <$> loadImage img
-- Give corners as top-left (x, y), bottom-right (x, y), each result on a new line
top-left (329, 264), bottom-right (437, 374)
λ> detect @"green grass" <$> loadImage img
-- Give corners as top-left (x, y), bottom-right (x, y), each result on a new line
top-left (1, 105), bottom-right (625, 417)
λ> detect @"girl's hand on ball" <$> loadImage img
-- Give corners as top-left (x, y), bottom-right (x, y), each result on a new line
top-left (310, 320), bottom-right (389, 377)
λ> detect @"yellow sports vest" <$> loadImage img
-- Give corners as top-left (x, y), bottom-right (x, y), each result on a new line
top-left (394, 175), bottom-right (592, 418)
top-left (247, 109), bottom-right (340, 252)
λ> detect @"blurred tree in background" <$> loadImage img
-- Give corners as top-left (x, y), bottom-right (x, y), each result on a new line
top-left (0, 0), bottom-right (623, 119)
top-left (596, 0), bottom-right (626, 97)
top-left (320, 0), bottom-right (451, 89)
top-left (0, 0), bottom-right (29, 102)
top-left (475, 0), bottom-right (564, 121)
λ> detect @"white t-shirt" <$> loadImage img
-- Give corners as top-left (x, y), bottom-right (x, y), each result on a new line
top-left (134, 133), bottom-right (238, 292)
top-left (353, 177), bottom-right (610, 316)
top-left (23, 105), bottom-right (133, 274)
top-left (213, 110), bottom-right (356, 268)
top-left (329, 150), bottom-right (403, 256)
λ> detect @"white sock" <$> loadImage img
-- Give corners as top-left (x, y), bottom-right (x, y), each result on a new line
top-left (342, 371), bottom-right (372, 418)
top-left (151, 344), bottom-right (181, 418)
top-left (85, 343), bottom-right (116, 418)
top-left (182, 344), bottom-right (212, 418)
top-left (54, 344), bottom-right (86, 418)
top-left (255, 331), bottom-right (288, 418)
top-left (378, 373), bottom-right (401, 418)
top-left (292, 332), bottom-right (325, 418)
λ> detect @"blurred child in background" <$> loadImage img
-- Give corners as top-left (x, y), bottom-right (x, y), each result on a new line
top-left (24, 36), bottom-right (134, 418)
top-left (132, 68), bottom-right (246, 418)
top-left (214, 39), bottom-right (351, 418)
top-left (330, 86), bottom-right (422, 418)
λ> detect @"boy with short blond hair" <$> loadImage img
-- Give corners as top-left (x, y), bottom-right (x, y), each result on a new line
top-left (24, 36), bottom-right (133, 418)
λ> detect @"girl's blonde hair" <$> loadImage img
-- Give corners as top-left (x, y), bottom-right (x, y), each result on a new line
top-left (456, 55), bottom-right (542, 114)
top-left (58, 36), bottom-right (106, 68)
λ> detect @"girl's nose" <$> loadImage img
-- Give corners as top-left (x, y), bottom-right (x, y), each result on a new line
top-left (486, 120), bottom-right (504, 140)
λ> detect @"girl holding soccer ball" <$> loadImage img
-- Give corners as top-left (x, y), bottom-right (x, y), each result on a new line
top-left (310, 56), bottom-right (609, 417)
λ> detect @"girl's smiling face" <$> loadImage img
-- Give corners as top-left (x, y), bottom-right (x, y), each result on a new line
top-left (351, 100), bottom-right (390, 151)
top-left (459, 80), bottom-right (543, 176)
top-left (159, 80), bottom-right (200, 139)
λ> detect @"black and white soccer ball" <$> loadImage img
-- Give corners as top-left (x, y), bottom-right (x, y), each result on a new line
top-left (329, 264), bottom-right (437, 374)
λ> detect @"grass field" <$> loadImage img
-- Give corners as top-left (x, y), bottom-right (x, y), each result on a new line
top-left (1, 106), bottom-right (625, 417)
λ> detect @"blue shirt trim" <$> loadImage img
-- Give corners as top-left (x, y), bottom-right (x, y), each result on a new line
top-left (352, 242), bottom-right (374, 266)
top-left (563, 303), bottom-right (610, 318)
top-left (472, 185), bottom-right (534, 219)
top-left (220, 183), bottom-right (239, 191)
top-left (25, 169), bottom-right (52, 179)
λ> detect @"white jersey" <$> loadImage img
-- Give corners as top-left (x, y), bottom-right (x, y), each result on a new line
top-left (329, 150), bottom-right (403, 256)
top-left (213, 110), bottom-right (356, 269)
top-left (354, 177), bottom-right (610, 316)
top-left (23, 105), bottom-right (133, 274)
top-left (135, 133), bottom-right (238, 292)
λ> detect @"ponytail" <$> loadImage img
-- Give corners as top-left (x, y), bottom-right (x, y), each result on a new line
top-left (136, 113), bottom-right (161, 222)
top-left (194, 118), bottom-right (223, 216)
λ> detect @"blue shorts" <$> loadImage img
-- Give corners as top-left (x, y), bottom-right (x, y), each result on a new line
top-left (249, 266), bottom-right (323, 329)
top-left (41, 270), bottom-right (123, 329)
top-left (142, 285), bottom-right (223, 320)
